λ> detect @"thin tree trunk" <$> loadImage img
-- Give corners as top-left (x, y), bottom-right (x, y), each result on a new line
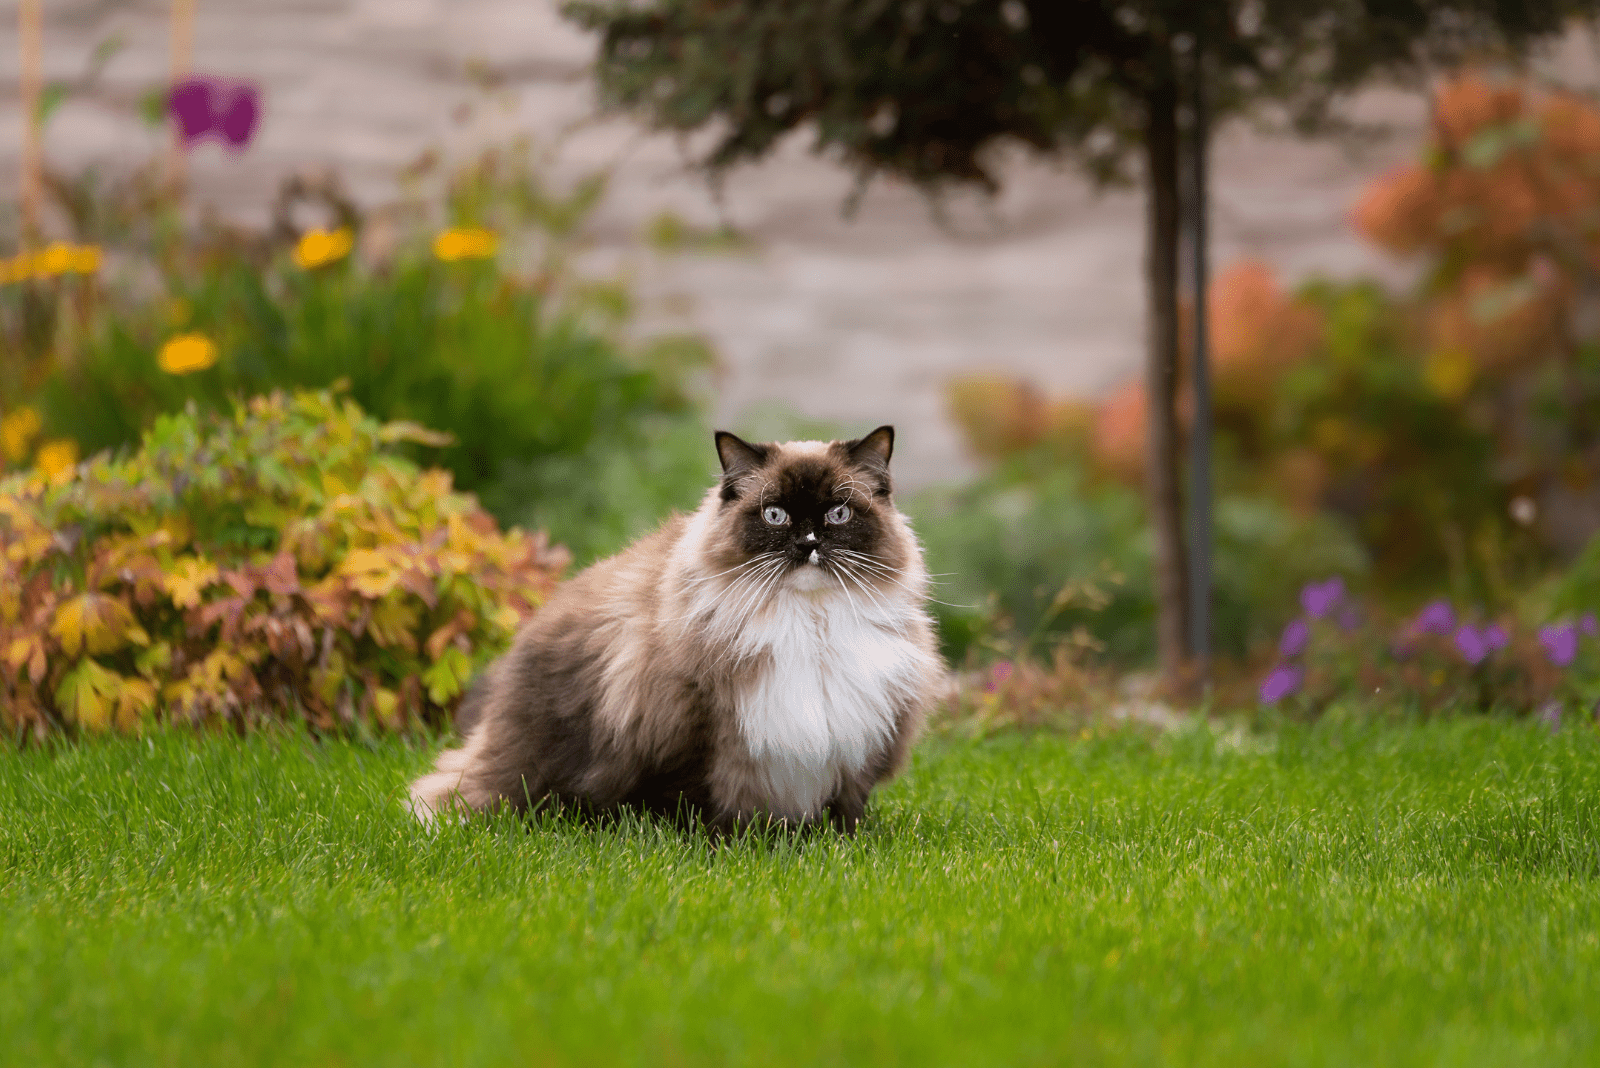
top-left (1144, 74), bottom-right (1190, 681)
top-left (1186, 40), bottom-right (1213, 679)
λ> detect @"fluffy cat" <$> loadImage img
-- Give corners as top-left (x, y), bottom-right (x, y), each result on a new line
top-left (408, 426), bottom-right (944, 832)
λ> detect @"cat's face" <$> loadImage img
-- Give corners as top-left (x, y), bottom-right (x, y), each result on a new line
top-left (708, 427), bottom-right (912, 595)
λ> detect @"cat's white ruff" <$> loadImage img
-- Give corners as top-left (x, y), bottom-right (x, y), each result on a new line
top-left (732, 578), bottom-right (924, 820)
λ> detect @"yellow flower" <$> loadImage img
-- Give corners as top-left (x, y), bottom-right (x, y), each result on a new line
top-left (0, 243), bottom-right (103, 285)
top-left (1424, 348), bottom-right (1476, 401)
top-left (292, 227), bottom-right (354, 270)
top-left (2, 406), bottom-right (43, 463)
top-left (433, 227), bottom-right (498, 262)
top-left (35, 243), bottom-right (78, 278)
top-left (35, 438), bottom-right (78, 484)
top-left (158, 333), bottom-right (220, 376)
top-left (69, 245), bottom-right (103, 274)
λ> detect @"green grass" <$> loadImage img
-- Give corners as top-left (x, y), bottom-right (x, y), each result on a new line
top-left (3, 720), bottom-right (1599, 1067)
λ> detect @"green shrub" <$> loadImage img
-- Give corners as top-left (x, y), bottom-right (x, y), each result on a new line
top-left (1, 154), bottom-right (718, 564)
top-left (911, 452), bottom-right (1367, 667)
top-left (0, 388), bottom-right (567, 739)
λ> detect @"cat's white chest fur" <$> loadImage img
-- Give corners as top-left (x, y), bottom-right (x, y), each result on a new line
top-left (732, 590), bottom-right (921, 820)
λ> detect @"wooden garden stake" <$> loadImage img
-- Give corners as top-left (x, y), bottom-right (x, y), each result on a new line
top-left (166, 0), bottom-right (197, 197)
top-left (18, 0), bottom-right (43, 244)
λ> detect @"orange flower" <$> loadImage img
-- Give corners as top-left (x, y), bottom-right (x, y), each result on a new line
top-left (1092, 381), bottom-right (1147, 485)
top-left (1353, 165), bottom-right (1441, 255)
top-left (1426, 267), bottom-right (1561, 374)
top-left (1432, 74), bottom-right (1525, 147)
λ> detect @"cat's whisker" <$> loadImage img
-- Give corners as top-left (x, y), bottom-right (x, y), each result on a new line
top-left (832, 478), bottom-right (871, 505)
top-left (832, 549), bottom-right (911, 578)
top-left (827, 561), bottom-right (867, 629)
top-left (668, 556), bottom-right (786, 631)
top-left (709, 558), bottom-right (791, 669)
top-left (833, 556), bottom-right (908, 586)
top-left (831, 549), bottom-right (909, 575)
top-left (715, 556), bottom-right (788, 636)
top-left (684, 553), bottom-right (778, 587)
top-left (831, 553), bottom-right (975, 609)
top-left (833, 562), bottom-right (908, 636)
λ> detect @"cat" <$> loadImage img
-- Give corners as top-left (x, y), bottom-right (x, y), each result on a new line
top-left (407, 425), bottom-right (945, 833)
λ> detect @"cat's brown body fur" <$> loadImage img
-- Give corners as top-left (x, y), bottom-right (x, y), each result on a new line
top-left (409, 428), bottom-right (944, 832)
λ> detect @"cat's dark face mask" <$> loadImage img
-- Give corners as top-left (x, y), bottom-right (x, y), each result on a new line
top-left (712, 428), bottom-right (900, 591)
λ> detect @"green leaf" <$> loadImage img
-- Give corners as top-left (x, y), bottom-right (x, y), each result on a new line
top-left (138, 86), bottom-right (168, 128)
top-left (35, 83), bottom-right (69, 127)
top-left (55, 659), bottom-right (123, 731)
top-left (423, 645), bottom-right (472, 705)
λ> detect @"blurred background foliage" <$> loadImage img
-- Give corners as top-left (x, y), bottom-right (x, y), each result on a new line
top-left (7, 54), bottom-right (1600, 729)
top-left (0, 143), bottom-right (718, 565)
top-left (925, 72), bottom-right (1600, 669)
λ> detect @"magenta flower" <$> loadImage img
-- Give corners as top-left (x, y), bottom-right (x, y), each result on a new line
top-left (1336, 603), bottom-right (1362, 632)
top-left (1454, 623), bottom-right (1507, 665)
top-left (1583, 613), bottom-right (1598, 637)
top-left (169, 77), bottom-right (260, 150)
top-left (1259, 664), bottom-right (1303, 704)
top-left (1414, 600), bottom-right (1456, 636)
top-left (984, 661), bottom-right (1014, 693)
top-left (1539, 623), bottom-right (1578, 667)
top-left (1278, 619), bottom-right (1310, 658)
top-left (1300, 577), bottom-right (1345, 619)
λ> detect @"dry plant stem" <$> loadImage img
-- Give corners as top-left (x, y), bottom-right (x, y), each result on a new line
top-left (17, 0), bottom-right (42, 244)
top-left (166, 0), bottom-right (197, 198)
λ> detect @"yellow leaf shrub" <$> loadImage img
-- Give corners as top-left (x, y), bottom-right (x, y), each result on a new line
top-left (0, 388), bottom-right (568, 738)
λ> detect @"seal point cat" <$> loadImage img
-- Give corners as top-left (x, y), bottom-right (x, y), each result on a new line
top-left (408, 426), bottom-right (944, 832)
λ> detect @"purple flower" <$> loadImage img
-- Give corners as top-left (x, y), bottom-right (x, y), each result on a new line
top-left (1454, 623), bottom-right (1507, 665)
top-left (169, 77), bottom-right (260, 150)
top-left (984, 661), bottom-right (1014, 693)
top-left (1583, 613), bottom-right (1598, 637)
top-left (1300, 577), bottom-right (1346, 619)
top-left (1278, 619), bottom-right (1310, 658)
top-left (1414, 600), bottom-right (1457, 636)
top-left (1540, 702), bottom-right (1563, 731)
top-left (1259, 664), bottom-right (1303, 704)
top-left (1540, 623), bottom-right (1578, 667)
top-left (1336, 603), bottom-right (1362, 632)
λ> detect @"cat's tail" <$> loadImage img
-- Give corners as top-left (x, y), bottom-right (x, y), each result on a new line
top-left (407, 721), bottom-right (491, 825)
top-left (408, 672), bottom-right (497, 824)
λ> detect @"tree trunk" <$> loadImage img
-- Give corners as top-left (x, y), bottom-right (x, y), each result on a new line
top-left (1144, 74), bottom-right (1191, 682)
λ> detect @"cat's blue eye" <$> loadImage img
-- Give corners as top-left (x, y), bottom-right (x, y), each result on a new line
top-left (762, 506), bottom-right (789, 526)
top-left (826, 504), bottom-right (851, 525)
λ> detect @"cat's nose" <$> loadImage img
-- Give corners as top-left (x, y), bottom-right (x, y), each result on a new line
top-left (801, 532), bottom-right (818, 544)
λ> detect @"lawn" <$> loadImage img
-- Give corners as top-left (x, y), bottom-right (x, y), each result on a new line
top-left (3, 719), bottom-right (1598, 1067)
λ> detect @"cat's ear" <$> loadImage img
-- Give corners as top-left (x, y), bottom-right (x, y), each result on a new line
top-left (845, 426), bottom-right (894, 470)
top-left (715, 431), bottom-right (768, 501)
top-left (715, 432), bottom-right (768, 499)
